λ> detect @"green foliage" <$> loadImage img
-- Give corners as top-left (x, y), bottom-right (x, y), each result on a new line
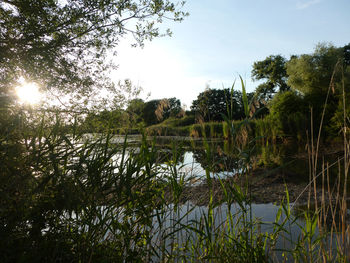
top-left (0, 0), bottom-right (187, 109)
top-left (146, 124), bottom-right (190, 137)
top-left (189, 123), bottom-right (217, 138)
top-left (250, 43), bottom-right (350, 140)
top-left (286, 43), bottom-right (350, 136)
top-left (253, 118), bottom-right (280, 142)
top-left (146, 121), bottom-right (226, 138)
top-left (328, 94), bottom-right (350, 135)
top-left (142, 97), bottom-right (182, 126)
top-left (286, 43), bottom-right (345, 95)
top-left (160, 97), bottom-right (182, 119)
top-left (222, 121), bottom-right (230, 138)
top-left (191, 88), bottom-right (249, 122)
top-left (127, 98), bottom-right (146, 125)
top-left (82, 109), bottom-right (129, 132)
top-left (158, 115), bottom-right (195, 127)
top-left (252, 55), bottom-right (290, 101)
top-left (269, 91), bottom-right (305, 118)
top-left (142, 99), bottom-right (160, 126)
top-left (2, 11), bottom-right (350, 259)
top-left (1, 107), bottom-right (349, 261)
top-left (0, 112), bottom-right (163, 262)
top-left (268, 91), bottom-right (307, 137)
top-left (81, 97), bottom-right (184, 132)
top-left (240, 76), bottom-right (250, 118)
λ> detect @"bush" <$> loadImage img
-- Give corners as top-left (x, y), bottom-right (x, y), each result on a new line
top-left (269, 91), bottom-right (307, 137)
top-left (146, 124), bottom-right (190, 137)
top-left (161, 115), bottom-right (195, 127)
top-left (328, 93), bottom-right (350, 136)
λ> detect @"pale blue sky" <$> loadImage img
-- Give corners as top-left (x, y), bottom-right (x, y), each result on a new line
top-left (113, 0), bottom-right (350, 108)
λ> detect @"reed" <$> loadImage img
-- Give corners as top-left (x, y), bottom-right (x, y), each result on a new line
top-left (0, 71), bottom-right (349, 262)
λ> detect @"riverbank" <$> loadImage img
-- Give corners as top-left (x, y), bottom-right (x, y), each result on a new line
top-left (164, 168), bottom-right (316, 206)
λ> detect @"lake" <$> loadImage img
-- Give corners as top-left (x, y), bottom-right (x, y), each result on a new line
top-left (40, 133), bottom-right (348, 261)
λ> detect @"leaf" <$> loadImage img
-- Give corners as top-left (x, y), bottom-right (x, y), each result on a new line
top-left (240, 75), bottom-right (249, 118)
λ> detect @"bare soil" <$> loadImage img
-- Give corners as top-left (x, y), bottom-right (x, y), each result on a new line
top-left (165, 168), bottom-right (323, 206)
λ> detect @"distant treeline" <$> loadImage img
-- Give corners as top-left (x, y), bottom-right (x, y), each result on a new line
top-left (81, 43), bottom-right (350, 141)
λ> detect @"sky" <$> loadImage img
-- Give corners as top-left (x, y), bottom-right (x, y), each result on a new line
top-left (111, 0), bottom-right (350, 108)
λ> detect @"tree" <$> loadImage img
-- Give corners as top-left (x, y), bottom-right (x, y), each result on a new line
top-left (0, 0), bottom-right (187, 110)
top-left (83, 109), bottom-right (129, 132)
top-left (286, 43), bottom-right (350, 130)
top-left (0, 2), bottom-right (189, 260)
top-left (191, 88), bottom-right (246, 122)
top-left (260, 43), bottom-right (350, 137)
top-left (127, 98), bottom-right (145, 124)
top-left (267, 90), bottom-right (307, 137)
top-left (157, 97), bottom-right (182, 120)
top-left (286, 43), bottom-right (346, 95)
top-left (142, 97), bottom-right (182, 126)
top-left (252, 55), bottom-right (290, 101)
top-left (140, 99), bottom-right (157, 126)
top-left (344, 43), bottom-right (350, 67)
top-left (269, 90), bottom-right (305, 120)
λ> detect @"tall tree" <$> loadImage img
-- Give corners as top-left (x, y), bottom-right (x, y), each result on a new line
top-left (285, 43), bottom-right (350, 134)
top-left (286, 43), bottom-right (347, 95)
top-left (0, 0), bottom-right (187, 110)
top-left (252, 55), bottom-right (290, 101)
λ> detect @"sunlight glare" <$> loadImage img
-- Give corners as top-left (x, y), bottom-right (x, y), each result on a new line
top-left (15, 80), bottom-right (42, 105)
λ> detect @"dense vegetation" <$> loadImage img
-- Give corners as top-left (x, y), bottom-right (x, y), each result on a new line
top-left (1, 0), bottom-right (349, 262)
top-left (81, 43), bottom-right (350, 143)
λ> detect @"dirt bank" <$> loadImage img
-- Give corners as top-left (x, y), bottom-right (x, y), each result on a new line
top-left (165, 168), bottom-right (324, 206)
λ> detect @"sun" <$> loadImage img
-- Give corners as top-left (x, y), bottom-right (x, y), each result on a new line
top-left (15, 80), bottom-right (42, 105)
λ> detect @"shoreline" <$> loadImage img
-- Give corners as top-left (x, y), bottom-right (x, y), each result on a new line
top-left (164, 167), bottom-right (348, 206)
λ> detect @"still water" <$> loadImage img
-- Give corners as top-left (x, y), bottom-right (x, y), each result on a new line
top-left (78, 134), bottom-right (345, 261)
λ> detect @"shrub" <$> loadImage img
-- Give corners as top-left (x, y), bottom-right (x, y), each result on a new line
top-left (269, 91), bottom-right (307, 137)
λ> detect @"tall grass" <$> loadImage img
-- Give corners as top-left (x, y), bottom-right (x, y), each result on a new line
top-left (0, 73), bottom-right (349, 262)
top-left (1, 108), bottom-right (280, 262)
top-left (287, 60), bottom-right (349, 262)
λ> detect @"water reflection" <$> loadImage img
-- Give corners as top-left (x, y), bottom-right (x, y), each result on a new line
top-left (151, 201), bottom-right (309, 262)
top-left (151, 136), bottom-right (344, 185)
top-left (73, 134), bottom-right (345, 261)
top-left (155, 146), bottom-right (241, 180)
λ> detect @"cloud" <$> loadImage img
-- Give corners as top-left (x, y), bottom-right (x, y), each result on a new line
top-left (296, 0), bottom-right (321, 9)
